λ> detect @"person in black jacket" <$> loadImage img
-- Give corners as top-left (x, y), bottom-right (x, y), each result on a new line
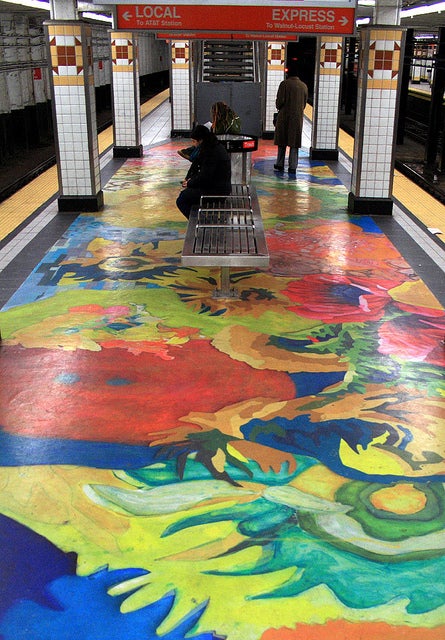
top-left (176, 125), bottom-right (231, 219)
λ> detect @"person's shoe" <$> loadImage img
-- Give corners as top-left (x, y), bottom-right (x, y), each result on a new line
top-left (274, 164), bottom-right (284, 171)
top-left (178, 149), bottom-right (191, 160)
top-left (288, 169), bottom-right (297, 176)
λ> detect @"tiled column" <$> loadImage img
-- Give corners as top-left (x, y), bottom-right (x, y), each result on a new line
top-left (46, 21), bottom-right (103, 213)
top-left (264, 42), bottom-right (286, 138)
top-left (310, 36), bottom-right (343, 161)
top-left (170, 40), bottom-right (192, 136)
top-left (348, 27), bottom-right (406, 215)
top-left (110, 31), bottom-right (142, 158)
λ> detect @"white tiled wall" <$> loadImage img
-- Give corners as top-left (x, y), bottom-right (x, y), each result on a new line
top-left (312, 37), bottom-right (342, 151)
top-left (171, 41), bottom-right (191, 131)
top-left (114, 74), bottom-right (137, 146)
top-left (47, 22), bottom-right (101, 197)
top-left (265, 42), bottom-right (285, 131)
top-left (54, 85), bottom-right (96, 193)
top-left (111, 32), bottom-right (141, 149)
top-left (351, 27), bottom-right (404, 199)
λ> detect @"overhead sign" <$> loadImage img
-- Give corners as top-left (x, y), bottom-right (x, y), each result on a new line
top-left (117, 4), bottom-right (356, 35)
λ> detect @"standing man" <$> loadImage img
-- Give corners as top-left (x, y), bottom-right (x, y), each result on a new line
top-left (274, 64), bottom-right (308, 176)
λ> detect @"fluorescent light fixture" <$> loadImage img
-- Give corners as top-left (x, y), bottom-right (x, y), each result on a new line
top-left (0, 1), bottom-right (112, 23)
top-left (81, 11), bottom-right (112, 23)
top-left (356, 16), bottom-right (371, 24)
top-left (0, 0), bottom-right (50, 8)
top-left (401, 1), bottom-right (445, 17)
top-left (357, 0), bottom-right (375, 5)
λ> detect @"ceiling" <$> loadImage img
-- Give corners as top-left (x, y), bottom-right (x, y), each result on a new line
top-left (357, 0), bottom-right (445, 31)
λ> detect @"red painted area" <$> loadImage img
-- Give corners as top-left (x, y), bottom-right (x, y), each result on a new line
top-left (0, 341), bottom-right (295, 444)
top-left (261, 620), bottom-right (445, 640)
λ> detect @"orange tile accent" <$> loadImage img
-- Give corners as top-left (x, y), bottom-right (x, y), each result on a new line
top-left (53, 76), bottom-right (85, 86)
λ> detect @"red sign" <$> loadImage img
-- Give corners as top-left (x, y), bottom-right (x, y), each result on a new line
top-left (33, 68), bottom-right (42, 80)
top-left (117, 4), bottom-right (355, 35)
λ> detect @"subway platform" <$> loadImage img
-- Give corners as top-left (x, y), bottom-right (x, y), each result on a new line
top-left (0, 92), bottom-right (444, 640)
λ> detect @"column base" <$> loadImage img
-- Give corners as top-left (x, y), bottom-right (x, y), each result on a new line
top-left (310, 147), bottom-right (339, 161)
top-left (58, 192), bottom-right (104, 213)
top-left (113, 145), bottom-right (143, 158)
top-left (348, 193), bottom-right (393, 215)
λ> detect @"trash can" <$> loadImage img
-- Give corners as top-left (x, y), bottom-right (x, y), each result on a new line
top-left (217, 134), bottom-right (258, 185)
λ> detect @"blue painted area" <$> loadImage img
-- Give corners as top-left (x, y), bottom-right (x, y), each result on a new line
top-left (54, 373), bottom-right (82, 384)
top-left (288, 371), bottom-right (346, 397)
top-left (349, 215), bottom-right (384, 234)
top-left (241, 414), bottom-right (442, 483)
top-left (0, 430), bottom-right (160, 469)
top-left (253, 158), bottom-right (343, 185)
top-left (0, 514), bottom-right (77, 618)
top-left (0, 559), bottom-right (219, 640)
top-left (1, 218), bottom-right (183, 309)
top-left (106, 377), bottom-right (133, 386)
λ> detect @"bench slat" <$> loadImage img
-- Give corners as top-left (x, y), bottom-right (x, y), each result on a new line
top-left (182, 184), bottom-right (269, 268)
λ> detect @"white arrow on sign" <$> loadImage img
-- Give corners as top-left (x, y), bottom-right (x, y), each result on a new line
top-left (122, 11), bottom-right (132, 21)
top-left (340, 16), bottom-right (349, 25)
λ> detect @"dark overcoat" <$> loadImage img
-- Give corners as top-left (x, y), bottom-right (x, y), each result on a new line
top-left (186, 140), bottom-right (231, 195)
top-left (274, 76), bottom-right (308, 148)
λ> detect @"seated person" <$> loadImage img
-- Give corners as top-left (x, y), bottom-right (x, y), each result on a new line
top-left (211, 101), bottom-right (241, 135)
top-left (176, 125), bottom-right (231, 220)
top-left (178, 101), bottom-right (241, 161)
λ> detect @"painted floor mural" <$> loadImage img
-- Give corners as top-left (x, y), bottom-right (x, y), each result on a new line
top-left (0, 139), bottom-right (444, 640)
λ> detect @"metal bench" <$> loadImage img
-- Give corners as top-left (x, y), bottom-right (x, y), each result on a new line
top-left (181, 184), bottom-right (269, 299)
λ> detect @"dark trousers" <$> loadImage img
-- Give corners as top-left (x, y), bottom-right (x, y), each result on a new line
top-left (176, 187), bottom-right (202, 219)
top-left (276, 146), bottom-right (299, 172)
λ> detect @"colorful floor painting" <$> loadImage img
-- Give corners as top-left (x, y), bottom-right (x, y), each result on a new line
top-left (0, 138), bottom-right (444, 640)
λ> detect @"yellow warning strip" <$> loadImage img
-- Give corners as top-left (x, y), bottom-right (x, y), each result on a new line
top-left (0, 89), bottom-right (170, 243)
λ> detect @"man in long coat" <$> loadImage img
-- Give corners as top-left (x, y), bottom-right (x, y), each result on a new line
top-left (274, 66), bottom-right (308, 175)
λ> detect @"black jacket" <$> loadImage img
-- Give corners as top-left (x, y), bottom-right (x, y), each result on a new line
top-left (186, 140), bottom-right (231, 195)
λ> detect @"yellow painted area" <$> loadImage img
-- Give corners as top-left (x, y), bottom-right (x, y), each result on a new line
top-left (4, 460), bottom-right (443, 637)
top-left (291, 462), bottom-right (349, 500)
top-left (370, 484), bottom-right (427, 515)
top-left (339, 434), bottom-right (415, 477)
top-left (389, 279), bottom-right (444, 310)
top-left (0, 464), bottom-right (348, 640)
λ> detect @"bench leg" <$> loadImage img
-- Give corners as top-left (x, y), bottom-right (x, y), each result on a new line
top-left (212, 267), bottom-right (239, 299)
